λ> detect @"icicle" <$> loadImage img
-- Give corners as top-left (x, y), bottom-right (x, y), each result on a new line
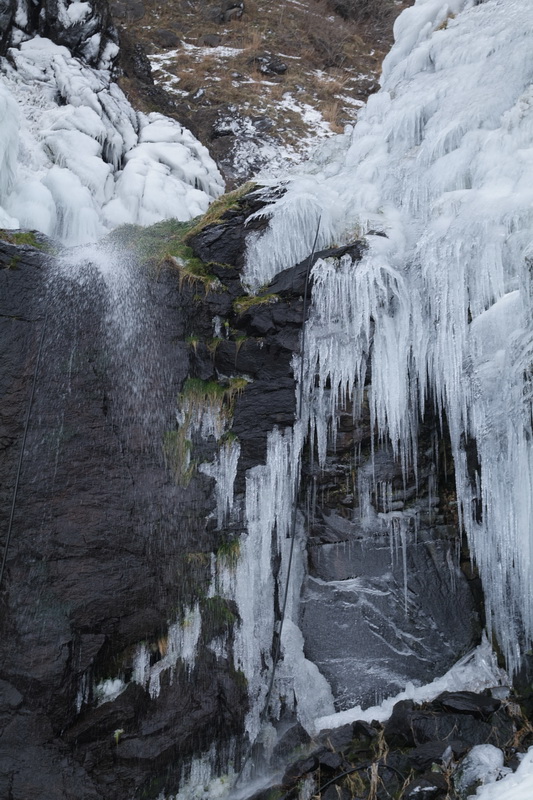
top-left (130, 604), bottom-right (203, 699)
top-left (199, 438), bottom-right (241, 528)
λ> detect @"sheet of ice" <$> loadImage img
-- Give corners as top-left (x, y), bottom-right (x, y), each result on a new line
top-left (314, 636), bottom-right (507, 732)
top-left (475, 748), bottom-right (533, 800)
top-left (93, 678), bottom-right (127, 706)
top-left (242, 0), bottom-right (533, 672)
top-left (0, 37), bottom-right (224, 244)
top-left (207, 422), bottom-right (334, 743)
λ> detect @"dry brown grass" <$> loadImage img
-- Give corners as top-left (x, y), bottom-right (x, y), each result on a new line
top-left (122, 0), bottom-right (412, 157)
top-left (322, 100), bottom-right (343, 132)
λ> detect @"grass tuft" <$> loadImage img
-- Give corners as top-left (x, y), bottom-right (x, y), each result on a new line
top-left (184, 182), bottom-right (256, 241)
top-left (233, 293), bottom-right (279, 314)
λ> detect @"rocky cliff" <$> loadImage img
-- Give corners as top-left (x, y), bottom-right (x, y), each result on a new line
top-left (0, 189), bottom-right (484, 797)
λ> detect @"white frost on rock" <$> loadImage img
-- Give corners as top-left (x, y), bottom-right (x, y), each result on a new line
top-left (227, 423), bottom-right (335, 741)
top-left (93, 677), bottom-right (127, 706)
top-left (0, 37), bottom-right (224, 245)
top-left (200, 438), bottom-right (241, 529)
top-left (243, 0), bottom-right (533, 672)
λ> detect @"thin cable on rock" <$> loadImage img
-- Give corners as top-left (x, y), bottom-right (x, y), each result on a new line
top-left (0, 304), bottom-right (48, 591)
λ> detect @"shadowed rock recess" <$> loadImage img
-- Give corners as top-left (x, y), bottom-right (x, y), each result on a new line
top-left (0, 187), bottom-right (488, 798)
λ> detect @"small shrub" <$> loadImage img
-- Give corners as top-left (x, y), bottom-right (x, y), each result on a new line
top-left (183, 182), bottom-right (256, 241)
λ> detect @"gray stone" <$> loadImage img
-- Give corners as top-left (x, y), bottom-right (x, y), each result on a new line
top-left (152, 28), bottom-right (181, 48)
top-left (199, 34), bottom-right (222, 47)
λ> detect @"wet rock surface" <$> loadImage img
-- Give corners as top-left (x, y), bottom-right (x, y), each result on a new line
top-left (0, 240), bottom-right (247, 798)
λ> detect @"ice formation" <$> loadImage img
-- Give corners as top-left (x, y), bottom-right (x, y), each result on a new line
top-left (455, 744), bottom-right (511, 795)
top-left (200, 439), bottom-right (241, 528)
top-left (132, 604), bottom-right (202, 699)
top-left (0, 37), bottom-right (224, 245)
top-left (243, 0), bottom-right (533, 673)
top-left (475, 747), bottom-right (533, 800)
top-left (314, 636), bottom-right (506, 731)
top-left (233, 425), bottom-right (334, 739)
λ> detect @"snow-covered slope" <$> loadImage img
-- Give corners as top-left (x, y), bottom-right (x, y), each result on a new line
top-left (0, 36), bottom-right (224, 245)
top-left (244, 0), bottom-right (533, 673)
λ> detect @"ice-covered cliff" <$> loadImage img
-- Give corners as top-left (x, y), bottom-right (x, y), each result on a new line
top-left (244, 0), bottom-right (533, 673)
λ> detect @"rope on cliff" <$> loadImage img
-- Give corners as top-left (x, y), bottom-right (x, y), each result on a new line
top-left (0, 305), bottom-right (49, 591)
top-left (234, 218), bottom-right (322, 787)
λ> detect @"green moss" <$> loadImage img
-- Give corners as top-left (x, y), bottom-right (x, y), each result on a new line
top-left (0, 229), bottom-right (52, 251)
top-left (169, 254), bottom-right (222, 292)
top-left (185, 334), bottom-right (200, 353)
top-left (185, 551), bottom-right (210, 567)
top-left (105, 217), bottom-right (192, 262)
top-left (230, 667), bottom-right (248, 691)
top-left (106, 218), bottom-right (220, 289)
top-left (105, 183), bottom-right (255, 289)
top-left (201, 595), bottom-right (237, 628)
top-left (183, 182), bottom-right (256, 241)
top-left (167, 376), bottom-right (247, 486)
top-left (207, 337), bottom-right (224, 356)
top-left (219, 430), bottom-right (239, 446)
top-left (233, 293), bottom-right (280, 315)
top-left (180, 376), bottom-right (249, 413)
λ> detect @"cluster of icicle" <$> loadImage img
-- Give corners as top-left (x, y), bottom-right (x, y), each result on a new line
top-left (242, 0), bottom-right (533, 675)
top-left (0, 36), bottom-right (224, 245)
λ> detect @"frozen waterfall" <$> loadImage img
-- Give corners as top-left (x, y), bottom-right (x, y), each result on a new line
top-left (244, 0), bottom-right (533, 674)
top-left (0, 37), bottom-right (224, 245)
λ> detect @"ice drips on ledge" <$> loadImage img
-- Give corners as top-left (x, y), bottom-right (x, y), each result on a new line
top-left (242, 0), bottom-right (533, 672)
top-left (0, 37), bottom-right (224, 245)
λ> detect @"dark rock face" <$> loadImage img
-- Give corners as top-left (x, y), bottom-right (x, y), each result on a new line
top-left (0, 241), bottom-right (247, 798)
top-left (109, 0), bottom-right (145, 22)
top-left (187, 192), bottom-right (481, 710)
top-left (0, 0), bottom-right (16, 55)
